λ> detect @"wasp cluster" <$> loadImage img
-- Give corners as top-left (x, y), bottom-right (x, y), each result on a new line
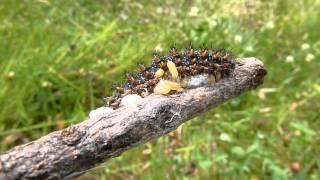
top-left (107, 47), bottom-right (236, 109)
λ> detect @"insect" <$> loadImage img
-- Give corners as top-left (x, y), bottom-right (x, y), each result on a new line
top-left (107, 47), bottom-right (236, 109)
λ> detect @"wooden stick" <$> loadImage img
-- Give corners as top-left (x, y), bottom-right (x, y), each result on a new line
top-left (0, 57), bottom-right (266, 179)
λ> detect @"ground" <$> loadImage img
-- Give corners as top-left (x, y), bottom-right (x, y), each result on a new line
top-left (0, 0), bottom-right (320, 179)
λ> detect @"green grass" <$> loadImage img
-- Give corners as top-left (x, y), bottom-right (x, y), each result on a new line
top-left (1, 0), bottom-right (320, 179)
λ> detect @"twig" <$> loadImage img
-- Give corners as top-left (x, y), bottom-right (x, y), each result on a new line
top-left (0, 57), bottom-right (266, 180)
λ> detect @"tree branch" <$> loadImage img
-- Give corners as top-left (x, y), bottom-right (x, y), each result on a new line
top-left (0, 57), bottom-right (266, 180)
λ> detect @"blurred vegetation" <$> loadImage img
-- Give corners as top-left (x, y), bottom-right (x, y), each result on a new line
top-left (1, 0), bottom-right (320, 179)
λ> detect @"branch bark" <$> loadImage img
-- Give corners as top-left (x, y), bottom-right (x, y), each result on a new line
top-left (0, 57), bottom-right (266, 180)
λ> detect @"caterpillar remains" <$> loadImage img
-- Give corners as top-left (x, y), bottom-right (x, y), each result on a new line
top-left (107, 47), bottom-right (236, 109)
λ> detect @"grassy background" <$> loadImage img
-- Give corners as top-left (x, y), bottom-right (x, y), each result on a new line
top-left (1, 0), bottom-right (320, 179)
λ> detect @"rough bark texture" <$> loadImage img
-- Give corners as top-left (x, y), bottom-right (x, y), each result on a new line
top-left (0, 57), bottom-right (266, 180)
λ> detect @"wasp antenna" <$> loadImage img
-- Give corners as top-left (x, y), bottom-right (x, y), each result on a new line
top-left (115, 86), bottom-right (124, 93)
top-left (187, 47), bottom-right (194, 57)
top-left (153, 54), bottom-right (161, 64)
top-left (126, 73), bottom-right (135, 82)
top-left (138, 64), bottom-right (146, 72)
top-left (169, 47), bottom-right (177, 56)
